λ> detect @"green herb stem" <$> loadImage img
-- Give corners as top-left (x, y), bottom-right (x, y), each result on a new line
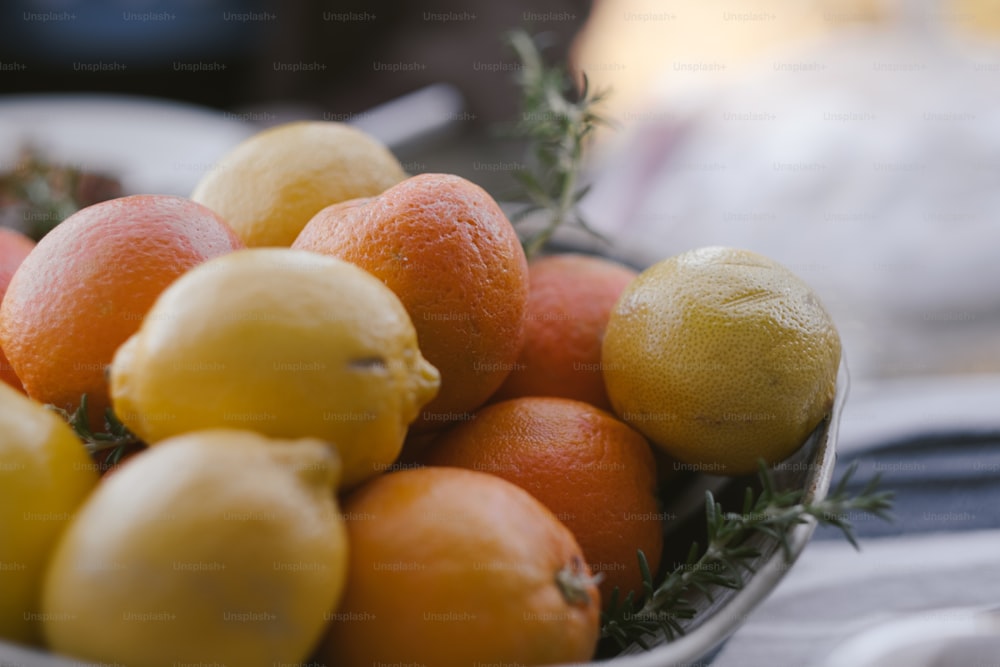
top-left (505, 29), bottom-right (612, 258)
top-left (601, 462), bottom-right (894, 650)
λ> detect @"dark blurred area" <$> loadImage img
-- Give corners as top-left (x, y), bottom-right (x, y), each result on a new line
top-left (0, 0), bottom-right (592, 186)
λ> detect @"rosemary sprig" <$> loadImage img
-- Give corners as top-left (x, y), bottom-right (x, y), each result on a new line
top-left (601, 462), bottom-right (894, 650)
top-left (0, 146), bottom-right (122, 240)
top-left (47, 394), bottom-right (142, 460)
top-left (505, 29), bottom-right (613, 259)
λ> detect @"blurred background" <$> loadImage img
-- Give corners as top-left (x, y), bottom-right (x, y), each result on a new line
top-left (1, 0), bottom-right (999, 386)
top-left (0, 0), bottom-right (592, 195)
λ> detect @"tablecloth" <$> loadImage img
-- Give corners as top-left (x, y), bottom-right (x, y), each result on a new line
top-left (710, 374), bottom-right (1000, 666)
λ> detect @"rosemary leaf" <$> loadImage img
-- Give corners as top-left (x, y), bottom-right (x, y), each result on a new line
top-left (600, 462), bottom-right (894, 649)
top-left (504, 28), bottom-right (612, 258)
top-left (46, 393), bottom-right (143, 455)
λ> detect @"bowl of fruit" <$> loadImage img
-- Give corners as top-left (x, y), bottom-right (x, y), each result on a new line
top-left (0, 33), bottom-right (891, 667)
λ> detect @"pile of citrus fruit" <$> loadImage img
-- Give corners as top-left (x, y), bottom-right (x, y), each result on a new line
top-left (0, 120), bottom-right (841, 667)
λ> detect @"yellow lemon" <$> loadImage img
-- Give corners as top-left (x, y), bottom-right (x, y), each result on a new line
top-left (191, 120), bottom-right (406, 247)
top-left (41, 429), bottom-right (348, 667)
top-left (602, 246), bottom-right (841, 475)
top-left (0, 382), bottom-right (98, 646)
top-left (109, 248), bottom-right (440, 488)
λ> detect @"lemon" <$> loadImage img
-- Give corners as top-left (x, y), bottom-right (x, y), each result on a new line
top-left (109, 247), bottom-right (439, 488)
top-left (191, 120), bottom-right (406, 247)
top-left (602, 246), bottom-right (841, 475)
top-left (0, 383), bottom-right (98, 646)
top-left (42, 429), bottom-right (348, 667)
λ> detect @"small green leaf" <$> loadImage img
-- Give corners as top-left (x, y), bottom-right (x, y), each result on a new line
top-left (599, 459), bottom-right (894, 651)
top-left (504, 28), bottom-right (612, 258)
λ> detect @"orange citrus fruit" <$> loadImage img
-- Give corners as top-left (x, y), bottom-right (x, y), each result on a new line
top-left (191, 120), bottom-right (406, 247)
top-left (315, 466), bottom-right (600, 666)
top-left (293, 173), bottom-right (529, 428)
top-left (602, 246), bottom-right (842, 475)
top-left (0, 195), bottom-right (243, 424)
top-left (0, 228), bottom-right (36, 392)
top-left (422, 396), bottom-right (663, 604)
top-left (491, 252), bottom-right (637, 410)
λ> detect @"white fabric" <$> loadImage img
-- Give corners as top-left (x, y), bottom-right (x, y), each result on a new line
top-left (582, 23), bottom-right (1000, 381)
top-left (711, 529), bottom-right (1000, 666)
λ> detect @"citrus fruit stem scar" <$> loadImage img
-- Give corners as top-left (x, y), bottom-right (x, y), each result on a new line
top-left (556, 556), bottom-right (603, 607)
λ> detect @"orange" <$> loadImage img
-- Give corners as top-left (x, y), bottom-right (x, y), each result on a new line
top-left (421, 396), bottom-right (663, 605)
top-left (0, 228), bottom-right (36, 392)
top-left (293, 173), bottom-right (529, 428)
top-left (0, 195), bottom-right (243, 425)
top-left (315, 466), bottom-right (600, 666)
top-left (491, 252), bottom-right (637, 410)
top-left (602, 246), bottom-right (841, 475)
